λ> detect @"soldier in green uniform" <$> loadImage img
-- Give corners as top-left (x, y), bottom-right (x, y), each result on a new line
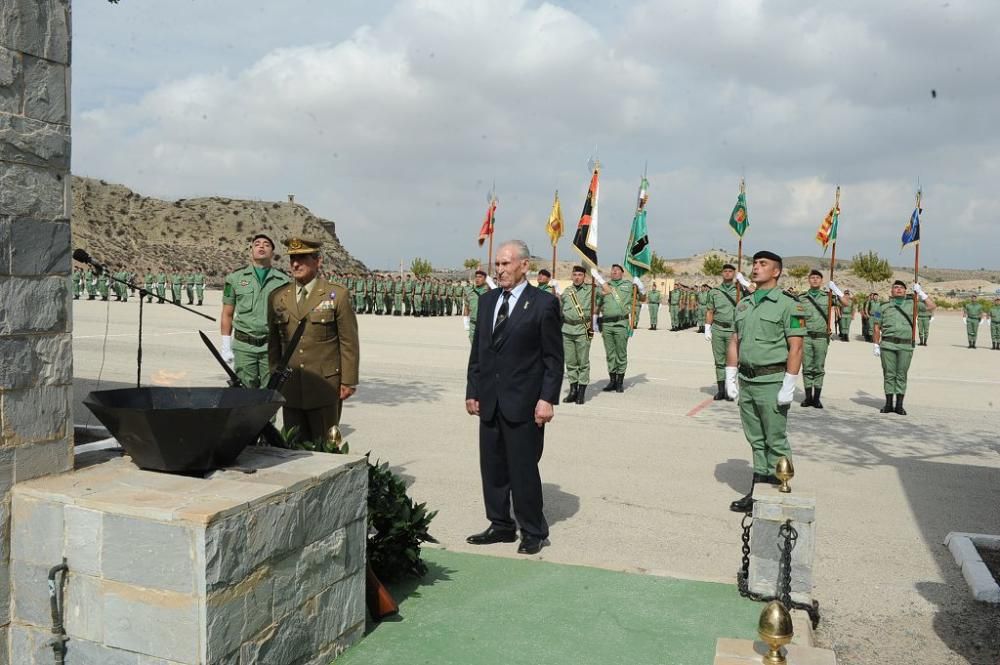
top-left (725, 251), bottom-right (806, 513)
top-left (798, 270), bottom-right (850, 408)
top-left (962, 294), bottom-right (985, 348)
top-left (837, 292), bottom-right (854, 341)
top-left (383, 275), bottom-right (395, 315)
top-left (872, 280), bottom-right (934, 414)
top-left (144, 273), bottom-right (155, 303)
top-left (72, 267), bottom-right (82, 299)
top-left (111, 271), bottom-right (122, 301)
top-left (646, 283), bottom-right (662, 330)
top-left (437, 280), bottom-right (447, 316)
top-left (402, 274), bottom-right (413, 315)
top-left (593, 264), bottom-right (644, 393)
top-left (84, 269), bottom-right (96, 299)
top-left (391, 275), bottom-right (402, 315)
top-left (705, 264), bottom-right (740, 400)
top-left (916, 296), bottom-right (932, 346)
top-left (119, 271), bottom-right (130, 302)
top-left (356, 275), bottom-right (366, 313)
top-left (182, 273), bottom-right (194, 305)
top-left (464, 270), bottom-right (490, 343)
top-left (193, 272), bottom-right (205, 305)
top-left (169, 273), bottom-right (181, 304)
top-left (536, 269), bottom-right (556, 295)
top-left (989, 296), bottom-right (1000, 350)
top-left (154, 272), bottom-right (166, 302)
top-left (560, 266), bottom-right (594, 404)
top-left (412, 279), bottom-right (424, 317)
top-left (668, 284), bottom-right (681, 330)
top-left (697, 284), bottom-right (710, 333)
top-left (220, 233), bottom-right (291, 388)
top-left (97, 271), bottom-right (110, 301)
top-left (860, 292), bottom-right (874, 341)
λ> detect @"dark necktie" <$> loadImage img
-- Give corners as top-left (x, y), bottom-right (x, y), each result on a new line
top-left (494, 290), bottom-right (512, 332)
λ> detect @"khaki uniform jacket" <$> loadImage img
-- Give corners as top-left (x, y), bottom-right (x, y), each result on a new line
top-left (268, 278), bottom-right (359, 410)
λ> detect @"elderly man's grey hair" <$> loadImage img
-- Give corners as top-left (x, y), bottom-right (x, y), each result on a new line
top-left (497, 239), bottom-right (531, 261)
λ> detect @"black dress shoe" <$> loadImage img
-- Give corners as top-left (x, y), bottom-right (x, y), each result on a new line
top-left (517, 536), bottom-right (546, 555)
top-left (729, 494), bottom-right (754, 513)
top-left (466, 526), bottom-right (518, 545)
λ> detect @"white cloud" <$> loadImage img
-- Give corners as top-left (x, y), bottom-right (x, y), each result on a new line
top-left (72, 0), bottom-right (999, 270)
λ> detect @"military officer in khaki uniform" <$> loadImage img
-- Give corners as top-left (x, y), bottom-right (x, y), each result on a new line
top-left (725, 251), bottom-right (806, 512)
top-left (221, 234), bottom-right (291, 388)
top-left (268, 237), bottom-right (359, 444)
top-left (872, 280), bottom-right (934, 415)
top-left (560, 265), bottom-right (594, 404)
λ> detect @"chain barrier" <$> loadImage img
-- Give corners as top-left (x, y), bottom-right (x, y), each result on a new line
top-left (737, 514), bottom-right (821, 628)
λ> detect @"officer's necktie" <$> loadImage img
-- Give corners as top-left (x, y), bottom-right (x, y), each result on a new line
top-left (298, 285), bottom-right (308, 311)
top-left (494, 290), bottom-right (511, 333)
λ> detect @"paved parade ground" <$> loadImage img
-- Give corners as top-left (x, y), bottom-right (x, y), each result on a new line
top-left (71, 291), bottom-right (1000, 665)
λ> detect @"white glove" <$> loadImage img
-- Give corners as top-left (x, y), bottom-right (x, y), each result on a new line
top-left (704, 325), bottom-right (713, 342)
top-left (590, 269), bottom-right (606, 286)
top-left (486, 276), bottom-right (497, 289)
top-left (735, 272), bottom-right (751, 289)
top-left (827, 281), bottom-right (844, 298)
top-left (462, 316), bottom-right (470, 331)
top-left (220, 335), bottom-right (235, 366)
top-left (963, 317), bottom-right (968, 324)
top-left (872, 344), bottom-right (881, 358)
top-left (550, 280), bottom-right (560, 294)
top-left (725, 366), bottom-right (739, 400)
top-left (913, 283), bottom-right (927, 301)
top-left (592, 314), bottom-right (600, 331)
top-left (777, 373), bottom-right (797, 405)
top-left (632, 275), bottom-right (646, 294)
top-left (930, 316), bottom-right (935, 322)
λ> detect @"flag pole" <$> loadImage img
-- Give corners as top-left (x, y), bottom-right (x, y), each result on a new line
top-left (826, 186), bottom-right (840, 334)
top-left (736, 178), bottom-right (746, 303)
top-left (911, 189), bottom-right (922, 343)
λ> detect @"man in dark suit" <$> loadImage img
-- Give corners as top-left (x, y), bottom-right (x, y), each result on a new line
top-left (465, 240), bottom-right (564, 555)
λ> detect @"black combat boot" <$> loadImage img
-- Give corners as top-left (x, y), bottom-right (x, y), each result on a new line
top-left (812, 388), bottom-right (824, 409)
top-left (615, 373), bottom-right (624, 393)
top-left (894, 394), bottom-right (907, 415)
top-left (880, 394), bottom-right (894, 413)
top-left (800, 387), bottom-right (814, 407)
top-left (602, 375), bottom-right (617, 392)
top-left (730, 474), bottom-right (760, 513)
top-left (576, 384), bottom-right (587, 404)
top-left (562, 383), bottom-right (578, 403)
top-left (714, 381), bottom-right (726, 401)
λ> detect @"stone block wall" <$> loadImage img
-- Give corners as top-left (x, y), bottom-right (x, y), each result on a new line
top-left (9, 448), bottom-right (368, 664)
top-left (749, 486), bottom-right (816, 605)
top-left (0, 0), bottom-right (75, 657)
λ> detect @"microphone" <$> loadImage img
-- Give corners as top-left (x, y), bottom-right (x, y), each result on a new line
top-left (73, 248), bottom-right (106, 275)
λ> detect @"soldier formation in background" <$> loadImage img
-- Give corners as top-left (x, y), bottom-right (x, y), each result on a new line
top-left (72, 266), bottom-right (206, 305)
top-left (332, 272), bottom-right (471, 319)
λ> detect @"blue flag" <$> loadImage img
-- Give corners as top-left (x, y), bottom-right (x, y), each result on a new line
top-left (901, 207), bottom-right (920, 247)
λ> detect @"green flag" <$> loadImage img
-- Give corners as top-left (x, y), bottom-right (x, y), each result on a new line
top-left (729, 191), bottom-right (749, 237)
top-left (625, 177), bottom-right (651, 278)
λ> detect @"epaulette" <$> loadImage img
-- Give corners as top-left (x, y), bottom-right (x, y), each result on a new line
top-left (782, 289), bottom-right (801, 301)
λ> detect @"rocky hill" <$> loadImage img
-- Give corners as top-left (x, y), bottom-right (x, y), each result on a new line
top-left (71, 176), bottom-right (366, 283)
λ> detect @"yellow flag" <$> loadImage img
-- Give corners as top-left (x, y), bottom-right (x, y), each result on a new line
top-left (546, 192), bottom-right (563, 247)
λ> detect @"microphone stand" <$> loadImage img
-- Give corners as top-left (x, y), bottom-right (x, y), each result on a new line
top-left (80, 259), bottom-right (216, 388)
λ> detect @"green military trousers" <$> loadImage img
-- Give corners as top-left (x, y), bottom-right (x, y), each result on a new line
top-left (563, 333), bottom-right (592, 384)
top-left (196, 284), bottom-right (204, 305)
top-left (602, 321), bottom-right (629, 374)
top-left (648, 304), bottom-right (659, 327)
top-left (233, 346), bottom-right (271, 389)
top-left (839, 316), bottom-right (851, 338)
top-left (802, 335), bottom-right (830, 389)
top-left (917, 317), bottom-right (930, 342)
top-left (966, 318), bottom-right (979, 344)
top-left (670, 305), bottom-right (679, 329)
top-left (710, 326), bottom-right (734, 382)
top-left (992, 320), bottom-right (1000, 344)
top-left (696, 306), bottom-right (707, 328)
top-left (738, 380), bottom-right (792, 476)
top-left (880, 347), bottom-right (913, 395)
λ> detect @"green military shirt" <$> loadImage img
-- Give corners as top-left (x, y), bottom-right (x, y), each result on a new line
top-left (597, 279), bottom-right (633, 320)
top-left (963, 301), bottom-right (983, 319)
top-left (917, 299), bottom-right (932, 320)
top-left (698, 290), bottom-right (710, 307)
top-left (467, 285), bottom-right (490, 323)
top-left (801, 288), bottom-right (832, 334)
top-left (561, 283), bottom-right (594, 336)
top-left (734, 288), bottom-right (807, 383)
top-left (647, 289), bottom-right (662, 305)
top-left (707, 282), bottom-right (738, 328)
top-left (989, 304), bottom-right (1000, 320)
top-left (873, 297), bottom-right (916, 350)
top-left (669, 288), bottom-right (680, 305)
top-left (537, 283), bottom-right (555, 295)
top-left (223, 265), bottom-right (291, 339)
top-left (193, 273), bottom-right (205, 285)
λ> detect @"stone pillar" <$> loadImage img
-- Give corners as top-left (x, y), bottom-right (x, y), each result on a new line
top-left (0, 0), bottom-right (75, 657)
top-left (749, 486), bottom-right (817, 605)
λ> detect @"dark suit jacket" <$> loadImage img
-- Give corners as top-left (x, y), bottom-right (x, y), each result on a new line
top-left (466, 283), bottom-right (564, 422)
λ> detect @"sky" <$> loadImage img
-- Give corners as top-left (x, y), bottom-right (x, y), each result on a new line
top-left (72, 0), bottom-right (1000, 271)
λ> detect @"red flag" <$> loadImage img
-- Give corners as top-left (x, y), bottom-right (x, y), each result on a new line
top-left (477, 200), bottom-right (496, 247)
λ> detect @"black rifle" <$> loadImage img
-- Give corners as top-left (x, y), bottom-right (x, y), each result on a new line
top-left (199, 318), bottom-right (307, 447)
